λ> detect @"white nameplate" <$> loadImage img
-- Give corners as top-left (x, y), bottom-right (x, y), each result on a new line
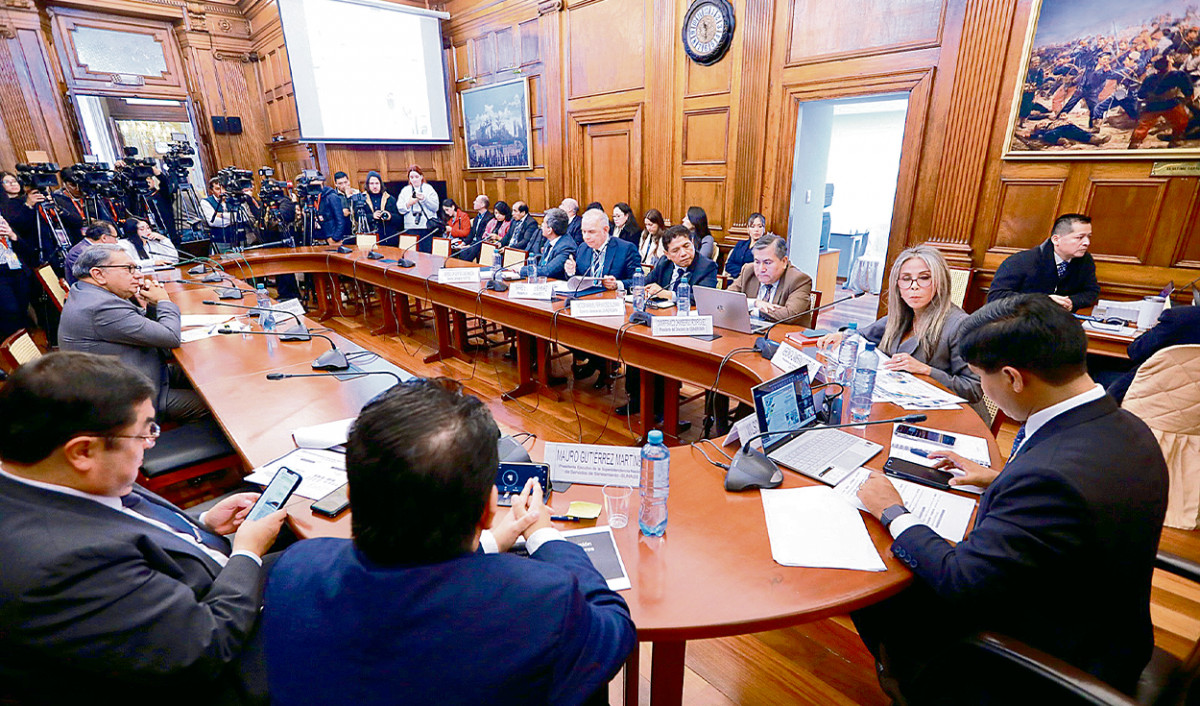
top-left (650, 315), bottom-right (713, 337)
top-left (437, 267), bottom-right (482, 284)
top-left (509, 282), bottom-right (555, 300)
top-left (275, 298), bottom-right (307, 318)
top-left (544, 442), bottom-right (641, 487)
top-left (770, 342), bottom-right (821, 382)
top-left (570, 298), bottom-right (626, 318)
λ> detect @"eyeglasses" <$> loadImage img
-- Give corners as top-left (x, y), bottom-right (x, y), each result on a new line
top-left (108, 422), bottom-right (161, 445)
top-left (93, 264), bottom-right (139, 274)
top-left (898, 274), bottom-right (933, 289)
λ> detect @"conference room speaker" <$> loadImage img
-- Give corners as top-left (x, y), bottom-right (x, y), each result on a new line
top-left (211, 116), bottom-right (228, 134)
top-left (226, 116), bottom-right (243, 135)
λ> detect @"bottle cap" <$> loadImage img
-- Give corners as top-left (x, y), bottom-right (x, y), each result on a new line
top-left (865, 342), bottom-right (876, 351)
top-left (647, 430), bottom-right (664, 444)
top-left (847, 322), bottom-right (857, 330)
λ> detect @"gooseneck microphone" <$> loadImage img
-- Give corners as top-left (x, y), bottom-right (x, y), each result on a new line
top-left (266, 370), bottom-right (402, 384)
top-left (754, 291), bottom-right (868, 358)
top-left (394, 230), bottom-right (440, 268)
top-left (231, 237), bottom-right (295, 253)
top-left (202, 300), bottom-right (310, 340)
top-left (725, 414), bottom-right (928, 491)
top-left (485, 257), bottom-right (529, 293)
top-left (217, 327), bottom-right (349, 371)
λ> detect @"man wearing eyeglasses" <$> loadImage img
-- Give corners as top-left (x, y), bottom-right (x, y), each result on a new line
top-left (0, 352), bottom-right (286, 705)
top-left (728, 234), bottom-right (814, 325)
top-left (59, 244), bottom-right (208, 422)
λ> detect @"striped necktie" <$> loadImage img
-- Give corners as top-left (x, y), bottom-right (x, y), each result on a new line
top-left (1009, 424), bottom-right (1027, 460)
top-left (1056, 260), bottom-right (1069, 279)
top-left (760, 283), bottom-right (775, 305)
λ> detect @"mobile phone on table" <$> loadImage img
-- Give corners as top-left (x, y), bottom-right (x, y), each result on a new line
top-left (310, 483), bottom-right (350, 518)
top-left (895, 424), bottom-right (957, 447)
top-left (884, 457), bottom-right (954, 491)
top-left (494, 462), bottom-right (551, 506)
top-left (246, 467), bottom-right (303, 522)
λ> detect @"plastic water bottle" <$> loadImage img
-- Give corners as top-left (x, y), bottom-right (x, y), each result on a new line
top-left (254, 282), bottom-right (270, 318)
top-left (837, 322), bottom-right (860, 384)
top-left (492, 248), bottom-right (503, 274)
top-left (849, 342), bottom-right (879, 423)
top-left (639, 430), bottom-right (670, 537)
top-left (675, 273), bottom-right (691, 316)
top-left (631, 270), bottom-right (646, 313)
top-left (256, 283), bottom-right (276, 352)
top-left (521, 258), bottom-right (536, 282)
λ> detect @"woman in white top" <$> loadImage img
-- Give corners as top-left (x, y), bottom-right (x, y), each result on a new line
top-left (396, 164), bottom-right (440, 253)
top-left (118, 217), bottom-right (178, 265)
top-left (637, 209), bottom-right (667, 268)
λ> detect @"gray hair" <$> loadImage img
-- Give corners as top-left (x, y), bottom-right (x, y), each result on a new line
top-left (751, 234), bottom-right (788, 260)
top-left (543, 207), bottom-right (569, 236)
top-left (581, 208), bottom-right (609, 231)
top-left (72, 243), bottom-right (125, 281)
top-left (560, 197), bottom-right (579, 216)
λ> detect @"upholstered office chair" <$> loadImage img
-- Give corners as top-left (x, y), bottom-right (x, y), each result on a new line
top-left (0, 329), bottom-right (43, 373)
top-left (1122, 344), bottom-right (1200, 529)
top-left (949, 267), bottom-right (974, 309)
top-left (964, 551), bottom-right (1200, 705)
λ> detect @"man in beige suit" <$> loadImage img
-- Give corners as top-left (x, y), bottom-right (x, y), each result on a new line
top-left (728, 234), bottom-right (814, 327)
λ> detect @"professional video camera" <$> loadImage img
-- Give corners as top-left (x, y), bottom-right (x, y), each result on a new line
top-left (293, 169), bottom-right (324, 202)
top-left (120, 146), bottom-right (157, 180)
top-left (66, 163), bottom-right (123, 199)
top-left (217, 166), bottom-right (255, 194)
top-left (161, 138), bottom-right (195, 186)
top-left (15, 162), bottom-right (60, 193)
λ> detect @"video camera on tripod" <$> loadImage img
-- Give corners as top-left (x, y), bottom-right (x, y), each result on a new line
top-left (115, 146), bottom-right (157, 194)
top-left (217, 166), bottom-right (255, 196)
top-left (65, 163), bottom-right (122, 200)
top-left (257, 167), bottom-right (289, 199)
top-left (14, 162), bottom-right (60, 193)
top-left (293, 169), bottom-right (324, 206)
top-left (161, 138), bottom-right (195, 187)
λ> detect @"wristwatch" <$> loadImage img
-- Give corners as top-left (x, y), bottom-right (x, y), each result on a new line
top-left (880, 504), bottom-right (910, 530)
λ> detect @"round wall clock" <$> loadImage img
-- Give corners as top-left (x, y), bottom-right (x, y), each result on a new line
top-left (681, 0), bottom-right (735, 66)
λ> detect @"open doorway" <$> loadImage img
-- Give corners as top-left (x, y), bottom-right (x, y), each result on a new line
top-left (786, 93), bottom-right (908, 327)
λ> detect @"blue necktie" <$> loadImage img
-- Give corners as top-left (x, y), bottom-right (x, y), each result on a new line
top-left (1009, 424), bottom-right (1027, 460)
top-left (121, 492), bottom-right (227, 552)
top-left (1056, 260), bottom-right (1069, 279)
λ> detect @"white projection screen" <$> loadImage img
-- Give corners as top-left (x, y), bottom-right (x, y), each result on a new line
top-left (277, 0), bottom-right (452, 144)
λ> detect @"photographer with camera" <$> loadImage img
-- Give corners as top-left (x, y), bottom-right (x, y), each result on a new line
top-left (1, 172), bottom-right (43, 263)
top-left (333, 171), bottom-right (358, 223)
top-left (360, 171), bottom-right (401, 243)
top-left (201, 170), bottom-right (259, 248)
top-left (0, 212), bottom-right (34, 341)
top-left (294, 171), bottom-right (348, 246)
top-left (397, 164), bottom-right (440, 253)
top-left (201, 177), bottom-right (235, 246)
top-left (255, 168), bottom-right (300, 300)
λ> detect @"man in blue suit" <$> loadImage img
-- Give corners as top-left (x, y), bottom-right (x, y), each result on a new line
top-left (568, 208), bottom-right (641, 384)
top-left (502, 201), bottom-right (543, 253)
top-left (1106, 304), bottom-right (1200, 403)
top-left (619, 225), bottom-right (717, 420)
top-left (853, 295), bottom-right (1167, 703)
top-left (262, 377), bottom-right (636, 706)
top-left (535, 207), bottom-right (575, 281)
top-left (987, 213), bottom-right (1100, 312)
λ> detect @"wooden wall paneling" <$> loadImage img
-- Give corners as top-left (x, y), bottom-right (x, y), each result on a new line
top-left (519, 18), bottom-right (539, 65)
top-left (475, 33), bottom-right (494, 76)
top-left (681, 108), bottom-right (729, 165)
top-left (0, 35), bottom-right (46, 166)
top-left (494, 26), bottom-right (515, 70)
top-left (640, 0), bottom-right (676, 220)
top-left (1, 10), bottom-right (80, 167)
top-left (986, 177), bottom-right (1064, 256)
top-left (684, 54), bottom-right (731, 98)
top-left (925, 0), bottom-right (1017, 254)
top-left (570, 105), bottom-right (642, 211)
top-left (1082, 180), bottom-right (1168, 265)
top-left (565, 0), bottom-right (645, 100)
top-left (727, 0), bottom-right (774, 236)
top-left (681, 176), bottom-right (726, 233)
top-left (453, 40), bottom-right (473, 81)
top-left (787, 0), bottom-right (945, 66)
top-left (525, 176), bottom-right (547, 214)
top-left (49, 8), bottom-right (188, 99)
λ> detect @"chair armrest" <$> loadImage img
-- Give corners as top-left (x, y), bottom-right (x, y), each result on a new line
top-left (1156, 551), bottom-right (1200, 584)
top-left (966, 632), bottom-right (1138, 706)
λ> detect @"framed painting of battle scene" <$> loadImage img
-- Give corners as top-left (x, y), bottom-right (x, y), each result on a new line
top-left (1004, 0), bottom-right (1200, 158)
top-left (461, 78), bottom-right (533, 171)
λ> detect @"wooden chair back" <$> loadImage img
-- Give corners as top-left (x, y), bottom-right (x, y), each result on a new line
top-left (432, 237), bottom-right (451, 258)
top-left (0, 329), bottom-right (43, 373)
top-left (479, 242), bottom-right (497, 266)
top-left (396, 234), bottom-right (417, 251)
top-left (503, 248), bottom-right (525, 269)
top-left (37, 265), bottom-right (68, 311)
top-left (949, 267), bottom-right (973, 309)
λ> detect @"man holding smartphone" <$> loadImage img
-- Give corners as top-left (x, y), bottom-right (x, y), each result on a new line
top-left (262, 377), bottom-right (636, 706)
top-left (0, 352), bottom-right (287, 704)
top-left (852, 295), bottom-right (1167, 703)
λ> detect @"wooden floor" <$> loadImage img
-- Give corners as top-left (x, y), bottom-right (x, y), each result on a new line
top-left (297, 286), bottom-right (1200, 704)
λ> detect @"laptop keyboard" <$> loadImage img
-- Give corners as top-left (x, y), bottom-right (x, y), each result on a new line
top-left (770, 428), bottom-right (864, 477)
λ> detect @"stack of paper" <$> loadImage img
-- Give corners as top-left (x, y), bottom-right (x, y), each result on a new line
top-left (244, 448), bottom-right (347, 500)
top-left (834, 468), bottom-right (977, 543)
top-left (760, 486), bottom-right (886, 571)
top-left (872, 370), bottom-right (965, 410)
top-left (292, 417), bottom-right (355, 450)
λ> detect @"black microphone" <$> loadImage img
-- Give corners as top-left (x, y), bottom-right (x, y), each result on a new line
top-left (266, 370), bottom-right (403, 409)
top-left (203, 300), bottom-right (311, 340)
top-left (485, 257), bottom-right (530, 293)
top-left (216, 327), bottom-right (349, 370)
top-left (232, 237), bottom-right (295, 253)
top-left (177, 256), bottom-right (224, 276)
top-left (725, 414), bottom-right (928, 491)
top-left (754, 291), bottom-right (868, 358)
top-left (394, 230), bottom-right (440, 268)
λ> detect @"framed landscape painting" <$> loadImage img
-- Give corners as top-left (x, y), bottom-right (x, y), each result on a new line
top-left (1003, 0), bottom-right (1200, 159)
top-left (461, 78), bottom-right (533, 170)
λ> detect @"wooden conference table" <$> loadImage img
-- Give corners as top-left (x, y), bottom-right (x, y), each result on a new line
top-left (164, 256), bottom-right (1002, 706)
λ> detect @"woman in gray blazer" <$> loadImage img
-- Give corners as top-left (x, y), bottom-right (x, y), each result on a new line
top-left (818, 244), bottom-right (985, 419)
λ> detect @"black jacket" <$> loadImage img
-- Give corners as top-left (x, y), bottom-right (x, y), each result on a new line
top-left (988, 239), bottom-right (1100, 311)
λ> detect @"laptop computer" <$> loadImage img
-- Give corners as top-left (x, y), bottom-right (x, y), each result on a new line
top-left (752, 366), bottom-right (882, 486)
top-left (694, 285), bottom-right (770, 334)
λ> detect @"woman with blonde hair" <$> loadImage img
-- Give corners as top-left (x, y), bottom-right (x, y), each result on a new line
top-left (817, 244), bottom-right (984, 416)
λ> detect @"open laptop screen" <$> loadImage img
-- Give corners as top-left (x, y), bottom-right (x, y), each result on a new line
top-left (752, 366), bottom-right (818, 453)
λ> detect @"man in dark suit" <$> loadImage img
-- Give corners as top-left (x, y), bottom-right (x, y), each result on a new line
top-left (59, 244), bottom-right (208, 422)
top-left (0, 352), bottom-right (285, 705)
top-left (262, 377), bottom-right (636, 706)
top-left (619, 225), bottom-right (717, 419)
top-left (502, 200), bottom-right (543, 253)
top-left (568, 208), bottom-right (642, 385)
top-left (1107, 304), bottom-right (1200, 403)
top-left (987, 213), bottom-right (1100, 312)
top-left (535, 206), bottom-right (574, 280)
top-left (560, 197), bottom-right (583, 245)
top-left (454, 194), bottom-right (493, 262)
top-left (853, 295), bottom-right (1168, 703)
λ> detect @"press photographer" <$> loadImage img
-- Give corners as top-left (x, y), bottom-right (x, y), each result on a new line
top-left (397, 164), bottom-right (440, 252)
top-left (356, 171), bottom-right (401, 242)
top-left (16, 162), bottom-right (82, 267)
top-left (114, 147), bottom-right (175, 243)
top-left (293, 171), bottom-right (347, 246)
top-left (202, 167), bottom-right (258, 248)
top-left (256, 167), bottom-right (300, 300)
top-left (64, 163), bottom-right (122, 224)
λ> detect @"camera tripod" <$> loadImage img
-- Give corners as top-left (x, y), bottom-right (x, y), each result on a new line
top-left (172, 180), bottom-right (207, 243)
